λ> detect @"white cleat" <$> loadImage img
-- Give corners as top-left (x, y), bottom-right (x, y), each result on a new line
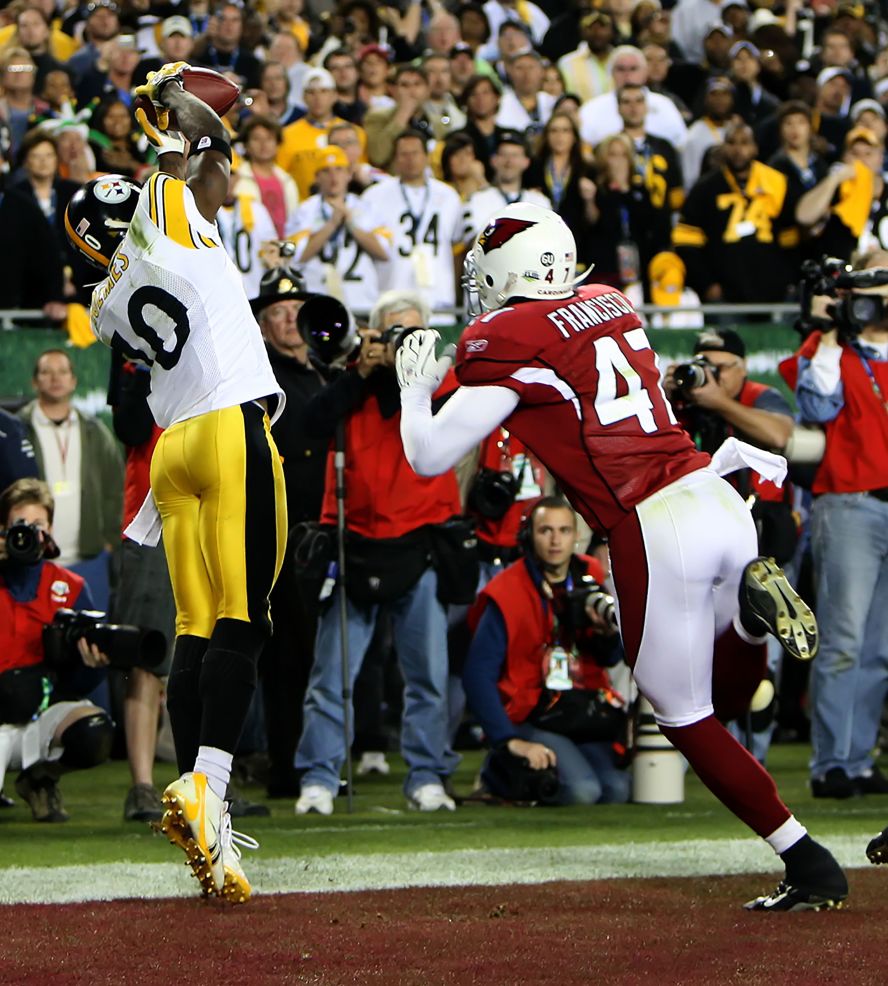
top-left (295, 784), bottom-right (335, 815)
top-left (407, 783), bottom-right (456, 812)
top-left (357, 752), bottom-right (391, 776)
top-left (160, 772), bottom-right (225, 896)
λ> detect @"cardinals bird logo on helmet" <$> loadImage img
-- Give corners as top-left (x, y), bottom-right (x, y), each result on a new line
top-left (477, 217), bottom-right (537, 254)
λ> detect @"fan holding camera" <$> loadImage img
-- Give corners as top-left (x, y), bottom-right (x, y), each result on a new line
top-left (0, 478), bottom-right (116, 822)
top-left (462, 496), bottom-right (629, 807)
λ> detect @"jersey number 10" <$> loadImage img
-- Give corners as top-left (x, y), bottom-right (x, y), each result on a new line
top-left (111, 286), bottom-right (190, 370)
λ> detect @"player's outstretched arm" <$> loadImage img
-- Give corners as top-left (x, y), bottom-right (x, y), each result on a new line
top-left (396, 328), bottom-right (519, 474)
top-left (400, 383), bottom-right (519, 476)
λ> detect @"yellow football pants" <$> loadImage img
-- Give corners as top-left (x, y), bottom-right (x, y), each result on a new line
top-left (150, 402), bottom-right (287, 639)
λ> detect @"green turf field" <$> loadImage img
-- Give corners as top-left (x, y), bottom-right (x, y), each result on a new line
top-left (2, 744), bottom-right (886, 871)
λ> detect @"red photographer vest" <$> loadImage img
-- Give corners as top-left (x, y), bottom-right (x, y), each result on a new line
top-left (469, 555), bottom-right (610, 725)
top-left (319, 372), bottom-right (461, 539)
top-left (0, 562), bottom-right (86, 674)
top-left (783, 333), bottom-right (888, 494)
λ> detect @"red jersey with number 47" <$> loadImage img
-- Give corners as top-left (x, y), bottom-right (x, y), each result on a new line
top-left (455, 283), bottom-right (708, 533)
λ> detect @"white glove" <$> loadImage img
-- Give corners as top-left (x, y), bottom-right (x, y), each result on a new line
top-left (395, 329), bottom-right (454, 392)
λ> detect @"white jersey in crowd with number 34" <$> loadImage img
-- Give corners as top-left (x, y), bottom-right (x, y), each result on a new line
top-left (89, 172), bottom-right (284, 430)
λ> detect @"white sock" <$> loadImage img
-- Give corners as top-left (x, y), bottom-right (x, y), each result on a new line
top-left (193, 746), bottom-right (233, 800)
top-left (766, 815), bottom-right (807, 854)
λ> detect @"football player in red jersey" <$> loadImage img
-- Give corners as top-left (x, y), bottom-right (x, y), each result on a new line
top-left (396, 201), bottom-right (848, 912)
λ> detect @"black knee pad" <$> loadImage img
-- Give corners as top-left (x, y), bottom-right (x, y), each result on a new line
top-left (59, 712), bottom-right (114, 770)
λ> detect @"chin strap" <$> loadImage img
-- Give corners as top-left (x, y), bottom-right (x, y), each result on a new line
top-left (570, 264), bottom-right (596, 290)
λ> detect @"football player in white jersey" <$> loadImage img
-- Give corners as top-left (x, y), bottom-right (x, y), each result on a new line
top-left (361, 130), bottom-right (464, 324)
top-left (287, 144), bottom-right (391, 316)
top-left (216, 170), bottom-right (279, 301)
top-left (64, 62), bottom-right (287, 904)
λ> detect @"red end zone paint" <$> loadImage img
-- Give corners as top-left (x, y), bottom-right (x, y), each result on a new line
top-left (0, 873), bottom-right (884, 985)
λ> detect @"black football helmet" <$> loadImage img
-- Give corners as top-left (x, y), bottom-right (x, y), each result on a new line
top-left (64, 174), bottom-right (141, 269)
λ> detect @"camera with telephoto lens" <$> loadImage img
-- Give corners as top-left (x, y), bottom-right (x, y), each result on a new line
top-left (481, 745), bottom-right (561, 805)
top-left (3, 520), bottom-right (44, 564)
top-left (797, 255), bottom-right (888, 342)
top-left (565, 577), bottom-right (618, 632)
top-left (672, 356), bottom-right (720, 398)
top-left (42, 609), bottom-right (166, 672)
top-left (1, 519), bottom-right (60, 564)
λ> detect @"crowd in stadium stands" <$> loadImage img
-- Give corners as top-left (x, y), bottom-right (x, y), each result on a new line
top-left (1, 0), bottom-right (888, 820)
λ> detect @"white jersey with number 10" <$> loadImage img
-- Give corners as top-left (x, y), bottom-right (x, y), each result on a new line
top-left (89, 172), bottom-right (283, 429)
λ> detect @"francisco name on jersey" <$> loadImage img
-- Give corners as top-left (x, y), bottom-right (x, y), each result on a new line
top-left (456, 282), bottom-right (706, 532)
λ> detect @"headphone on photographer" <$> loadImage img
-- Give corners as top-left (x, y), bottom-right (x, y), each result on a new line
top-left (516, 495), bottom-right (573, 557)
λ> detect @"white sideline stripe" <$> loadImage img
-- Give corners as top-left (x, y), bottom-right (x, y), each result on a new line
top-left (0, 835), bottom-right (870, 906)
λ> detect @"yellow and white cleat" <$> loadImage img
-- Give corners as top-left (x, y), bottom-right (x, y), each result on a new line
top-left (160, 772), bottom-right (225, 897)
top-left (219, 810), bottom-right (259, 904)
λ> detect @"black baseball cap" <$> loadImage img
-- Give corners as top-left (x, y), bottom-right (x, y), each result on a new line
top-left (494, 129), bottom-right (528, 152)
top-left (693, 328), bottom-right (746, 358)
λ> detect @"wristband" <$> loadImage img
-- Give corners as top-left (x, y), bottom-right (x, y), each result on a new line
top-left (188, 134), bottom-right (232, 162)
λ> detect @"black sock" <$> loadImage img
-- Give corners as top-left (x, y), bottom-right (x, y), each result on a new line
top-left (780, 835), bottom-right (847, 892)
top-left (198, 624), bottom-right (260, 754)
top-left (166, 635), bottom-right (210, 774)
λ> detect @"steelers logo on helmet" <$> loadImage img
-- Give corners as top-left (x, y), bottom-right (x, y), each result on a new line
top-left (93, 177), bottom-right (134, 204)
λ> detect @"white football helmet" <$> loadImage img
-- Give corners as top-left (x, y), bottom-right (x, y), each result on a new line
top-left (463, 202), bottom-right (587, 316)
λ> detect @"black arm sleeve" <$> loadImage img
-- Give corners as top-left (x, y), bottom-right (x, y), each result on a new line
top-left (303, 366), bottom-right (370, 439)
top-left (107, 351), bottom-right (156, 447)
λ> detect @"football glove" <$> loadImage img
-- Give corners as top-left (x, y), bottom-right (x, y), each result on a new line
top-left (133, 61), bottom-right (190, 129)
top-left (134, 106), bottom-right (186, 157)
top-left (395, 329), bottom-right (454, 393)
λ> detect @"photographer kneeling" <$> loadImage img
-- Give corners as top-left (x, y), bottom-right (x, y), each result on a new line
top-left (0, 479), bottom-right (114, 822)
top-left (463, 497), bottom-right (630, 806)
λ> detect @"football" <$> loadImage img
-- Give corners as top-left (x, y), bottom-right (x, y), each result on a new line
top-left (133, 66), bottom-right (240, 130)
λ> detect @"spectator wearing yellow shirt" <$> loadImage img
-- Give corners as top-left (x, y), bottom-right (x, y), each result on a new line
top-left (268, 0), bottom-right (310, 55)
top-left (0, 2), bottom-right (79, 69)
top-left (277, 67), bottom-right (367, 199)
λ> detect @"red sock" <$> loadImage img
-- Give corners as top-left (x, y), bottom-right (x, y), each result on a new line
top-left (659, 715), bottom-right (791, 838)
top-left (711, 623), bottom-right (768, 723)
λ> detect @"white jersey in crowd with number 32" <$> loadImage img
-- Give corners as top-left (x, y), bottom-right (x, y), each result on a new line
top-left (89, 172), bottom-right (284, 429)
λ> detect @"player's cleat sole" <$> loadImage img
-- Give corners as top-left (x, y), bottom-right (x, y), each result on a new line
top-left (740, 557), bottom-right (819, 661)
top-left (159, 773), bottom-right (224, 898)
top-left (743, 880), bottom-right (848, 912)
top-left (866, 827), bottom-right (888, 864)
